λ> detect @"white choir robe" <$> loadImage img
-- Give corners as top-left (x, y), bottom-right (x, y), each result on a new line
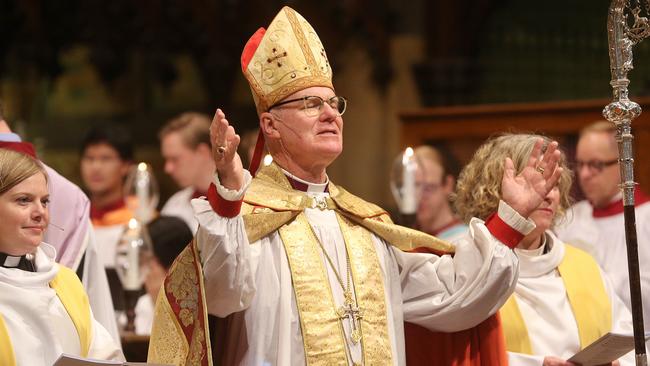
top-left (94, 223), bottom-right (126, 269)
top-left (162, 186), bottom-right (199, 234)
top-left (507, 232), bottom-right (634, 366)
top-left (194, 170), bottom-right (526, 366)
top-left (555, 196), bottom-right (650, 352)
top-left (134, 293), bottom-right (155, 335)
top-left (0, 243), bottom-right (124, 365)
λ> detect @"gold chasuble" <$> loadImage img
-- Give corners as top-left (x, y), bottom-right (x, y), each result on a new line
top-left (148, 162), bottom-right (453, 366)
top-left (500, 244), bottom-right (612, 354)
top-left (0, 266), bottom-right (92, 365)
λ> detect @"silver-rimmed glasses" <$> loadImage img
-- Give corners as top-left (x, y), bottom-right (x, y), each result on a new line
top-left (269, 95), bottom-right (347, 117)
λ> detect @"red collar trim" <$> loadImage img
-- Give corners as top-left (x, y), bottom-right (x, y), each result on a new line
top-left (592, 189), bottom-right (650, 218)
top-left (431, 218), bottom-right (463, 236)
top-left (191, 190), bottom-right (207, 200)
top-left (285, 174), bottom-right (329, 193)
top-left (0, 141), bottom-right (37, 159)
top-left (90, 199), bottom-right (127, 221)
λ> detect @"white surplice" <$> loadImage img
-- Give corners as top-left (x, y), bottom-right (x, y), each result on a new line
top-left (506, 232), bottom-right (634, 366)
top-left (0, 243), bottom-right (124, 365)
top-left (162, 186), bottom-right (199, 234)
top-left (194, 170), bottom-right (525, 366)
top-left (94, 224), bottom-right (126, 269)
top-left (555, 196), bottom-right (650, 352)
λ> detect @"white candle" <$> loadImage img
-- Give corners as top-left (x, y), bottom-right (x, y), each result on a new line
top-left (401, 147), bottom-right (417, 214)
top-left (135, 163), bottom-right (150, 222)
top-left (123, 219), bottom-right (142, 291)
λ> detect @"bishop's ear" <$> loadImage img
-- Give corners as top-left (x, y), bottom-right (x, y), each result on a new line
top-left (260, 112), bottom-right (281, 140)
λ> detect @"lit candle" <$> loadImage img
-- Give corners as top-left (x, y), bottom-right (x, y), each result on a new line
top-left (135, 163), bottom-right (150, 222)
top-left (401, 147), bottom-right (417, 214)
top-left (123, 218), bottom-right (141, 290)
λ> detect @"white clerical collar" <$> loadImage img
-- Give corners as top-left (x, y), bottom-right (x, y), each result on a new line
top-left (516, 232), bottom-right (564, 278)
top-left (0, 252), bottom-right (36, 271)
top-left (2, 254), bottom-right (22, 267)
top-left (281, 168), bottom-right (329, 193)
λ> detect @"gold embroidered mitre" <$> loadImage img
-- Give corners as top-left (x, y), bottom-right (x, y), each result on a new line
top-left (241, 6), bottom-right (334, 114)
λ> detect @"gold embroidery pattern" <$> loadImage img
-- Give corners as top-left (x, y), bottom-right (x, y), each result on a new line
top-left (148, 289), bottom-right (189, 365)
top-left (243, 162), bottom-right (455, 255)
top-left (149, 241), bottom-right (212, 366)
top-left (286, 8), bottom-right (320, 77)
top-left (280, 214), bottom-right (348, 365)
top-left (337, 214), bottom-right (393, 365)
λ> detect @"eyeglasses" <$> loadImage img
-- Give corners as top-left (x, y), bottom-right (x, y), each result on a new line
top-left (575, 159), bottom-right (618, 173)
top-left (268, 95), bottom-right (347, 117)
top-left (416, 182), bottom-right (441, 194)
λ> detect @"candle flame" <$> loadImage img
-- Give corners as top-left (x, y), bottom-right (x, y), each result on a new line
top-left (128, 218), bottom-right (138, 230)
top-left (402, 147), bottom-right (414, 165)
top-left (137, 162), bottom-right (147, 172)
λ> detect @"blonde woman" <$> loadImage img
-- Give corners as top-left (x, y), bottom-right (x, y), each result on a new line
top-left (0, 149), bottom-right (123, 365)
top-left (455, 134), bottom-right (633, 366)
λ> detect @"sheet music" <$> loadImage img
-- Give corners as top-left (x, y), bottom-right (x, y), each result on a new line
top-left (53, 353), bottom-right (168, 366)
top-left (568, 331), bottom-right (650, 365)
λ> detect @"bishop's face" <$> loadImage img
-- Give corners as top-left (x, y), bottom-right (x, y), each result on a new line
top-left (269, 86), bottom-right (344, 171)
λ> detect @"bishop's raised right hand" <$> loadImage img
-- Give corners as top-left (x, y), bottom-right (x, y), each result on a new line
top-left (210, 108), bottom-right (244, 191)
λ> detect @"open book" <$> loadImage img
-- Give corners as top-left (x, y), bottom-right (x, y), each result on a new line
top-left (568, 331), bottom-right (650, 365)
top-left (53, 353), bottom-right (169, 366)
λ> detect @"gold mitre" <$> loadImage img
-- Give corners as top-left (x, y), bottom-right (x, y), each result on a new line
top-left (241, 6), bottom-right (334, 114)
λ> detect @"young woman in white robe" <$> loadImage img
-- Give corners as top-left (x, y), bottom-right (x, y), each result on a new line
top-left (0, 149), bottom-right (123, 365)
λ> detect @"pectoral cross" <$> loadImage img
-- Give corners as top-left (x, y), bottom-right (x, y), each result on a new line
top-left (337, 291), bottom-right (363, 344)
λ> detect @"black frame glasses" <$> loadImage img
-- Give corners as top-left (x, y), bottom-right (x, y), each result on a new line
top-left (575, 159), bottom-right (618, 173)
top-left (268, 95), bottom-right (347, 117)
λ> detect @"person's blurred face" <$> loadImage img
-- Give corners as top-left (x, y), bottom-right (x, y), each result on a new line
top-left (161, 132), bottom-right (210, 188)
top-left (268, 86), bottom-right (344, 170)
top-left (0, 173), bottom-right (49, 255)
top-left (144, 257), bottom-right (167, 302)
top-left (416, 158), bottom-right (454, 227)
top-left (529, 186), bottom-right (560, 233)
top-left (576, 131), bottom-right (620, 208)
top-left (81, 143), bottom-right (130, 196)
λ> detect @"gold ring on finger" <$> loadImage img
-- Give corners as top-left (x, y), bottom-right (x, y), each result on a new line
top-left (536, 166), bottom-right (545, 174)
top-left (217, 146), bottom-right (226, 154)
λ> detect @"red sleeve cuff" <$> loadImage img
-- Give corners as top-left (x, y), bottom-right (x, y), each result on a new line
top-left (485, 213), bottom-right (524, 249)
top-left (207, 183), bottom-right (243, 218)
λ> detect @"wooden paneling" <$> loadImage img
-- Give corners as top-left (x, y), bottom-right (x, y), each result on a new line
top-left (400, 97), bottom-right (650, 190)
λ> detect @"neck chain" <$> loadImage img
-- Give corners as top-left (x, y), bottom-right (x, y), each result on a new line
top-left (308, 223), bottom-right (364, 366)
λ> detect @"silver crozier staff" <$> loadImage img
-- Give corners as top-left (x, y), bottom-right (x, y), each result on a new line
top-left (604, 1), bottom-right (649, 364)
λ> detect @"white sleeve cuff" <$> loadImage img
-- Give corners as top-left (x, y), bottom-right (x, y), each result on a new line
top-left (214, 170), bottom-right (252, 201)
top-left (498, 200), bottom-right (536, 235)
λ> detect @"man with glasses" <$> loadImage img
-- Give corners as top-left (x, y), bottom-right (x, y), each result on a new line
top-left (413, 145), bottom-right (467, 242)
top-left (149, 7), bottom-right (564, 365)
top-left (556, 120), bottom-right (650, 349)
